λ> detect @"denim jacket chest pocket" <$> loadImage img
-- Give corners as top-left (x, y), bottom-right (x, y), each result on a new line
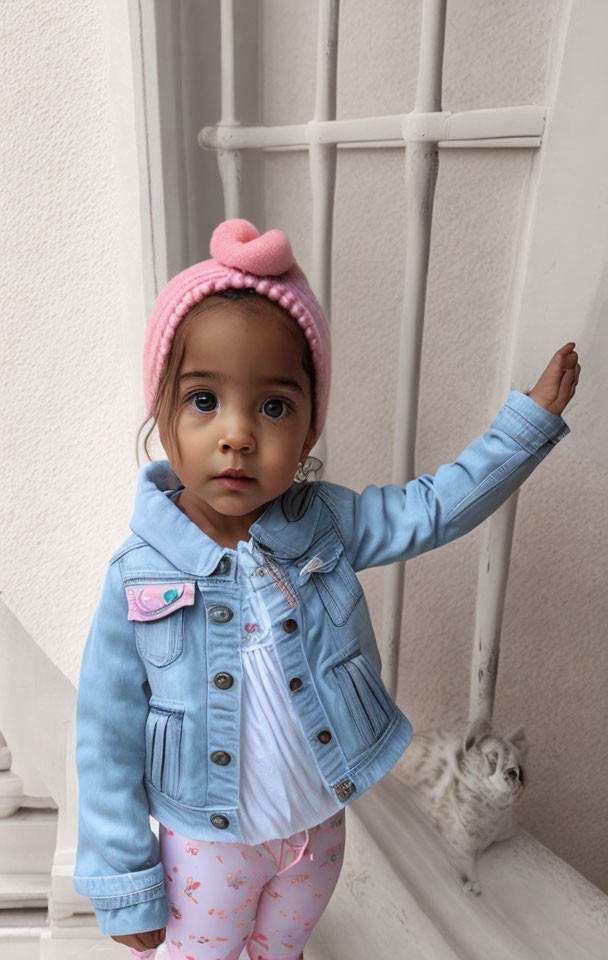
top-left (297, 536), bottom-right (363, 626)
top-left (124, 578), bottom-right (195, 667)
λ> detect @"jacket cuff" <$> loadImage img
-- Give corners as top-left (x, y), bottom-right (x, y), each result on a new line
top-left (94, 893), bottom-right (170, 937)
top-left (493, 390), bottom-right (570, 460)
top-left (73, 860), bottom-right (166, 909)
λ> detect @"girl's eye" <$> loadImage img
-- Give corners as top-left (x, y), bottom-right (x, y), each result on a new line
top-left (262, 397), bottom-right (293, 420)
top-left (189, 391), bottom-right (217, 413)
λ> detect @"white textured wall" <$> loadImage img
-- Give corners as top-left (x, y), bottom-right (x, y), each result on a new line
top-left (2, 0), bottom-right (606, 896)
top-left (1, 0), bottom-right (146, 684)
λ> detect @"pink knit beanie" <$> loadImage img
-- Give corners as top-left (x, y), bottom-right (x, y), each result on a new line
top-left (143, 218), bottom-right (331, 446)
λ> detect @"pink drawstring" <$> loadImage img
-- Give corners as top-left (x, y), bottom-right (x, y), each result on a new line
top-left (275, 827), bottom-right (314, 877)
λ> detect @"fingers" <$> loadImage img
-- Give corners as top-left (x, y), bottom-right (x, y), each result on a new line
top-left (556, 373), bottom-right (571, 406)
top-left (135, 928), bottom-right (164, 952)
top-left (556, 344), bottom-right (578, 381)
top-left (550, 342), bottom-right (580, 409)
top-left (554, 342), bottom-right (576, 370)
top-left (569, 362), bottom-right (581, 399)
top-left (562, 359), bottom-right (580, 403)
top-left (132, 938), bottom-right (146, 951)
top-left (531, 342), bottom-right (580, 415)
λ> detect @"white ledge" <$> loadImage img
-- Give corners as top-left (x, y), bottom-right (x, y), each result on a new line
top-left (305, 771), bottom-right (608, 960)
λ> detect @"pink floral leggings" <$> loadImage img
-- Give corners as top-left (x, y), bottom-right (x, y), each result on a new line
top-left (129, 808), bottom-right (346, 960)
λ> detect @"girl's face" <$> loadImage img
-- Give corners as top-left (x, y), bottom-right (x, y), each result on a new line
top-left (159, 299), bottom-right (315, 546)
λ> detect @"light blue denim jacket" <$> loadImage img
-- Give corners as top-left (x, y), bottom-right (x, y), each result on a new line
top-left (72, 390), bottom-right (570, 936)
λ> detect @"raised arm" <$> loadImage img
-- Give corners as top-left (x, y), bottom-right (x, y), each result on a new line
top-left (319, 342), bottom-right (579, 573)
top-left (318, 389), bottom-right (570, 573)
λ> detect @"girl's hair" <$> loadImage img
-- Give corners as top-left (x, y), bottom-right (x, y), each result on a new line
top-left (136, 286), bottom-right (317, 468)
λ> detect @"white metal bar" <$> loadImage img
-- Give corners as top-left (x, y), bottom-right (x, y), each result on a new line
top-left (439, 137), bottom-right (542, 149)
top-left (469, 492), bottom-right (519, 722)
top-left (130, 0), bottom-right (168, 298)
top-left (262, 137), bottom-right (543, 152)
top-left (199, 105), bottom-right (546, 151)
top-left (217, 0), bottom-right (242, 218)
top-left (466, 3), bottom-right (574, 727)
top-left (220, 0), bottom-right (236, 124)
top-left (382, 0), bottom-right (447, 701)
top-left (313, 0), bottom-right (339, 124)
top-left (308, 0), bottom-right (340, 472)
top-left (465, 7), bottom-right (578, 729)
top-left (415, 0), bottom-right (446, 112)
top-left (403, 106), bottom-right (546, 141)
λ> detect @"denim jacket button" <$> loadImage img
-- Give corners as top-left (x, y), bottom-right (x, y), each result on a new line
top-left (317, 729), bottom-right (332, 743)
top-left (210, 750), bottom-right (231, 765)
top-left (214, 672), bottom-right (234, 689)
top-left (209, 605), bottom-right (234, 623)
top-left (335, 778), bottom-right (355, 802)
top-left (282, 618), bottom-right (298, 633)
top-left (214, 557), bottom-right (231, 576)
top-left (210, 814), bottom-right (230, 829)
top-left (289, 677), bottom-right (303, 691)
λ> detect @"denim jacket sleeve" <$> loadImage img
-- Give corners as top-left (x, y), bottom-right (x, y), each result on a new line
top-left (72, 556), bottom-right (169, 936)
top-left (318, 390), bottom-right (571, 573)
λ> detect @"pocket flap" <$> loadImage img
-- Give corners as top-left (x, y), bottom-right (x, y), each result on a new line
top-left (297, 541), bottom-right (344, 585)
top-left (126, 582), bottom-right (195, 621)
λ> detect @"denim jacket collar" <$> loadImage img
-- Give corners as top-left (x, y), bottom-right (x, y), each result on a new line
top-left (129, 460), bottom-right (323, 578)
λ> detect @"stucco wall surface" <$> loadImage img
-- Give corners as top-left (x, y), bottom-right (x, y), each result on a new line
top-left (1, 0), bottom-right (145, 683)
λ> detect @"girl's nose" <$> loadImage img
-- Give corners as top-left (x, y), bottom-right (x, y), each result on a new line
top-left (217, 422), bottom-right (256, 453)
top-left (218, 436), bottom-right (254, 452)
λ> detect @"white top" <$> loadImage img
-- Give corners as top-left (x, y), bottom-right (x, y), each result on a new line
top-left (165, 490), bottom-right (342, 844)
top-left (235, 537), bottom-right (343, 843)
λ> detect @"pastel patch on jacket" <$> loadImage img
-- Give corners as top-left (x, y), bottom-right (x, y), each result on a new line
top-left (125, 582), bottom-right (195, 621)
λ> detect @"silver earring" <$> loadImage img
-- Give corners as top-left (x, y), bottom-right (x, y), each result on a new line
top-left (294, 455), bottom-right (323, 483)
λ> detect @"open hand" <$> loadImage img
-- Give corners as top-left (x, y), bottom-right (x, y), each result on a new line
top-left (111, 927), bottom-right (166, 954)
top-left (527, 342), bottom-right (580, 417)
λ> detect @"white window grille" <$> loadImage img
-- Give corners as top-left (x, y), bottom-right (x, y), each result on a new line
top-left (198, 0), bottom-right (546, 719)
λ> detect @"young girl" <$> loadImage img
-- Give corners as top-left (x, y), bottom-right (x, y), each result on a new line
top-left (73, 218), bottom-right (580, 960)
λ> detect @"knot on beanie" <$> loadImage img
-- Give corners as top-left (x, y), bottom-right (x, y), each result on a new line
top-left (209, 218), bottom-right (295, 276)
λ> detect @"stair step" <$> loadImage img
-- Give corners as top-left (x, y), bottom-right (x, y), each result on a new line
top-left (0, 771), bottom-right (25, 818)
top-left (0, 908), bottom-right (49, 928)
top-left (0, 874), bottom-right (50, 909)
top-left (0, 909), bottom-right (49, 960)
top-left (0, 931), bottom-right (46, 960)
top-left (0, 809), bottom-right (57, 874)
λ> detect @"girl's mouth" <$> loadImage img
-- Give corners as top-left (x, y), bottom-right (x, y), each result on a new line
top-left (215, 476), bottom-right (254, 491)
